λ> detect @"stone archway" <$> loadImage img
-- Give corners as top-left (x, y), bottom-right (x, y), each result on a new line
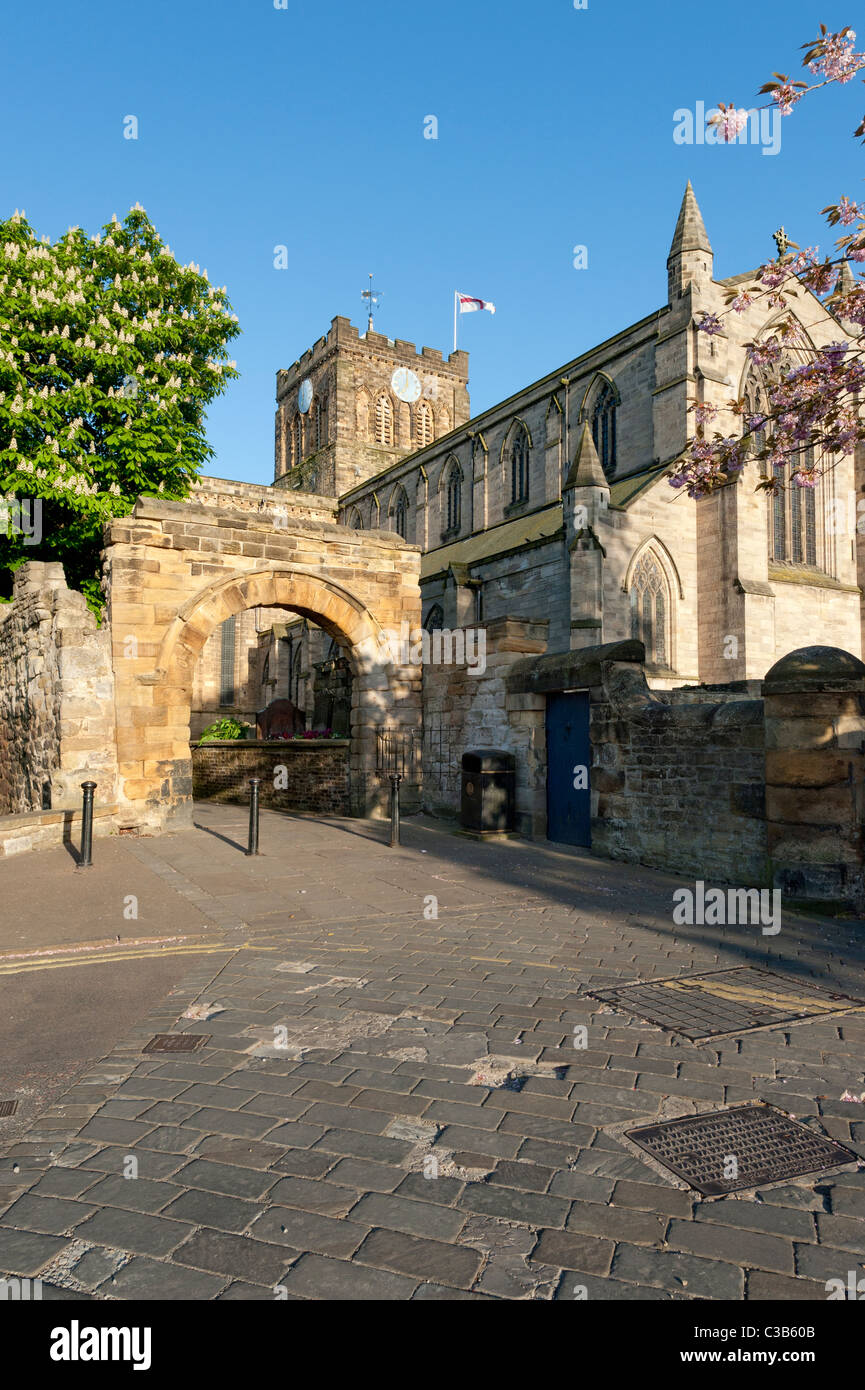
top-left (106, 493), bottom-right (421, 831)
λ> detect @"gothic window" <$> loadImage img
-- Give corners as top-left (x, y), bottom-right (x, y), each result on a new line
top-left (508, 422), bottom-right (530, 505)
top-left (629, 553), bottom-right (670, 667)
top-left (546, 397), bottom-right (562, 447)
top-left (219, 615), bottom-right (236, 706)
top-left (348, 507), bottom-right (363, 530)
top-left (444, 459), bottom-right (462, 534)
top-left (416, 400), bottom-right (434, 447)
top-left (591, 381), bottom-right (617, 478)
top-left (769, 453), bottom-right (820, 567)
top-left (315, 398), bottom-right (327, 450)
top-left (375, 392), bottom-right (394, 446)
top-left (292, 414), bottom-right (303, 468)
top-left (392, 487), bottom-right (408, 539)
top-left (424, 603), bottom-right (444, 632)
top-left (744, 361), bottom-right (824, 571)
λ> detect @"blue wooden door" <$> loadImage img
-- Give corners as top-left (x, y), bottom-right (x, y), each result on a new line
top-left (546, 691), bottom-right (591, 846)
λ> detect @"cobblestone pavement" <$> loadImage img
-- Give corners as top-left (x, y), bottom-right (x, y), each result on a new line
top-left (1, 803), bottom-right (864, 1301)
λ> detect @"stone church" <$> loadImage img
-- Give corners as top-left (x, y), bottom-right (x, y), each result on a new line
top-left (196, 182), bottom-right (863, 741)
top-left (5, 183), bottom-right (864, 906)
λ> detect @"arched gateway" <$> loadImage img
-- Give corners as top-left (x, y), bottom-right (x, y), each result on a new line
top-left (106, 487), bottom-right (421, 831)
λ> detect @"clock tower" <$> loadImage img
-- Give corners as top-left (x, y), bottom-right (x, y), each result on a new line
top-left (274, 315), bottom-right (470, 499)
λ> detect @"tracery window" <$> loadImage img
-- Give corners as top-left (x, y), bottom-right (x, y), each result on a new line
top-left (508, 423), bottom-right (530, 505)
top-left (743, 361), bottom-right (824, 571)
top-left (424, 603), bottom-right (444, 632)
top-left (629, 553), bottom-right (669, 667)
top-left (591, 381), bottom-right (617, 478)
top-left (392, 487), bottom-right (408, 539)
top-left (444, 460), bottom-right (462, 533)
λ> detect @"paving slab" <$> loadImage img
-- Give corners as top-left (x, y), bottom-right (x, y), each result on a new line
top-left (2, 804), bottom-right (863, 1300)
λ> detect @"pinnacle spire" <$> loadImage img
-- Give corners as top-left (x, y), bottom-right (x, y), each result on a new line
top-left (668, 180), bottom-right (712, 259)
top-left (565, 421), bottom-right (607, 490)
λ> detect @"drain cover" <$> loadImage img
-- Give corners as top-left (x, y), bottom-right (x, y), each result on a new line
top-left (0, 1100), bottom-right (18, 1117)
top-left (626, 1103), bottom-right (857, 1196)
top-left (588, 967), bottom-right (865, 1040)
top-left (142, 1034), bottom-right (210, 1054)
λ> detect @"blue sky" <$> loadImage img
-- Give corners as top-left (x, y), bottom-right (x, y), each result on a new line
top-left (1, 0), bottom-right (859, 483)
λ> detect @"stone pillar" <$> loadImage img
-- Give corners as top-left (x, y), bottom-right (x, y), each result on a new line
top-left (763, 645), bottom-right (865, 913)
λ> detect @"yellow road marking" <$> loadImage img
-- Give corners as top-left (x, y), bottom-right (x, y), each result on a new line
top-left (0, 943), bottom-right (239, 976)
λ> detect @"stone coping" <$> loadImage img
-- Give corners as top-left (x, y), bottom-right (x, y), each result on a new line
top-left (192, 739), bottom-right (350, 750)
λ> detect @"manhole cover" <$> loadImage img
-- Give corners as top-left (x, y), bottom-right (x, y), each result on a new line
top-left (587, 967), bottom-right (865, 1040)
top-left (0, 1100), bottom-right (18, 1117)
top-left (142, 1034), bottom-right (210, 1054)
top-left (626, 1103), bottom-right (857, 1197)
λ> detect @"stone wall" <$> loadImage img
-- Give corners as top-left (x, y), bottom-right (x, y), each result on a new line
top-left (0, 562), bottom-right (117, 818)
top-left (192, 740), bottom-right (350, 816)
top-left (422, 617), bottom-right (550, 835)
top-left (763, 646), bottom-right (865, 913)
top-left (588, 663), bottom-right (769, 885)
top-left (425, 639), bottom-right (769, 884)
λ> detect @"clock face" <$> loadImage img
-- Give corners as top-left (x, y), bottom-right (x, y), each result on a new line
top-left (391, 367), bottom-right (421, 404)
top-left (298, 378), bottom-right (313, 414)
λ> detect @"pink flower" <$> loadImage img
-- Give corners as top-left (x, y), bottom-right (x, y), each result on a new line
top-left (696, 312), bottom-right (723, 335)
top-left (837, 196), bottom-right (863, 226)
top-left (773, 84), bottom-right (804, 115)
top-left (807, 28), bottom-right (863, 84)
top-left (747, 339), bottom-right (782, 367)
top-left (757, 262), bottom-right (789, 289)
top-left (708, 102), bottom-right (750, 142)
top-left (730, 290), bottom-right (753, 313)
top-left (690, 401), bottom-right (718, 427)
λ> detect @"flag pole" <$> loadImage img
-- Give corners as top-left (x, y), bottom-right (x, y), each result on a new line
top-left (453, 292), bottom-right (458, 354)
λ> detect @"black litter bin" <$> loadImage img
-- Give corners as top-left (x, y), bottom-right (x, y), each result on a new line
top-left (461, 749), bottom-right (515, 834)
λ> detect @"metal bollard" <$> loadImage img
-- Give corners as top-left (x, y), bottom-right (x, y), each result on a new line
top-left (78, 781), bottom-right (97, 869)
top-left (389, 773), bottom-right (403, 848)
top-left (247, 777), bottom-right (261, 856)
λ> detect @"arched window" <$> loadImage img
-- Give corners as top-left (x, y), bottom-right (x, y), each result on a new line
top-left (508, 423), bottom-right (530, 505)
top-left (629, 553), bottom-right (670, 667)
top-left (591, 381), bottom-right (617, 478)
top-left (424, 603), bottom-right (444, 632)
top-left (546, 397), bottom-right (562, 448)
top-left (348, 507), bottom-right (364, 530)
top-left (444, 459), bottom-right (462, 534)
top-left (416, 400), bottom-right (434, 447)
top-left (392, 487), bottom-right (408, 539)
top-left (292, 414), bottom-right (303, 468)
top-left (219, 615), bottom-right (236, 706)
top-left (744, 360), bottom-right (824, 570)
top-left (769, 451), bottom-right (820, 567)
top-left (375, 393), bottom-right (394, 446)
top-left (315, 398), bottom-right (327, 450)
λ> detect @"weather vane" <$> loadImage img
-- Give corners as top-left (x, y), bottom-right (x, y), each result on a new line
top-left (361, 273), bottom-right (383, 333)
